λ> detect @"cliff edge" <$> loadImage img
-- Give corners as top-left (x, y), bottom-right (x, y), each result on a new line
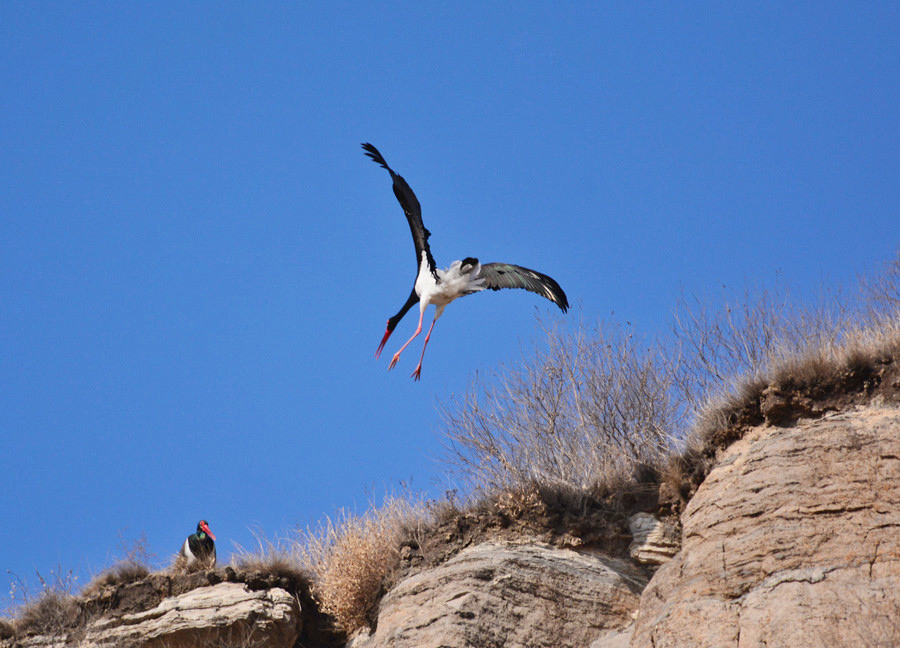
top-left (4, 369), bottom-right (899, 647)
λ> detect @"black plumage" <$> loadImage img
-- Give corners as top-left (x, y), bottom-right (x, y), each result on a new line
top-left (179, 520), bottom-right (216, 567)
top-left (363, 142), bottom-right (569, 379)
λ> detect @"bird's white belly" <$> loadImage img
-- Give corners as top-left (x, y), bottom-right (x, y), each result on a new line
top-left (181, 538), bottom-right (195, 562)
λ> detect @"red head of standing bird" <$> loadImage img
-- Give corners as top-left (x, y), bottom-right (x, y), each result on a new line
top-left (179, 520), bottom-right (216, 567)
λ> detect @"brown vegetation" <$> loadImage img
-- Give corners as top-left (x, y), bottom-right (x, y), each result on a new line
top-left (440, 317), bottom-right (680, 497)
top-left (297, 495), bottom-right (430, 633)
top-left (671, 273), bottom-right (900, 499)
top-left (4, 252), bottom-right (898, 642)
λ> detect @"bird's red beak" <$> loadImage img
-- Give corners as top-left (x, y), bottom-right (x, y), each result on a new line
top-left (375, 326), bottom-right (392, 359)
top-left (201, 522), bottom-right (216, 541)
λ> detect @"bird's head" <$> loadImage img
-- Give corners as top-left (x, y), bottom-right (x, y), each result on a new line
top-left (197, 520), bottom-right (216, 541)
top-left (460, 257), bottom-right (480, 274)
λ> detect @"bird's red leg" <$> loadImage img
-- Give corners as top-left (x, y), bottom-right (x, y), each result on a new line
top-left (411, 318), bottom-right (437, 381)
top-left (389, 309), bottom-right (424, 371)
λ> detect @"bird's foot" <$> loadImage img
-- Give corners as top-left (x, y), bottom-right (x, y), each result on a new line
top-left (389, 353), bottom-right (401, 371)
top-left (411, 364), bottom-right (422, 381)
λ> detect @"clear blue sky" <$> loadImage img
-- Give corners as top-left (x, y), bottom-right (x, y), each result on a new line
top-left (2, 3), bottom-right (898, 600)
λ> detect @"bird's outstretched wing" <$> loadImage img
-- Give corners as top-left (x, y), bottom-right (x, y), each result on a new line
top-left (362, 143), bottom-right (437, 277)
top-left (478, 263), bottom-right (569, 312)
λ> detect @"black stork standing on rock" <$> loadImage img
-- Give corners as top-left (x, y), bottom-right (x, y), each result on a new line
top-left (362, 142), bottom-right (569, 381)
top-left (179, 520), bottom-right (216, 567)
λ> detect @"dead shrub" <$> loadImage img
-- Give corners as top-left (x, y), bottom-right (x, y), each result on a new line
top-left (676, 278), bottom-right (900, 448)
top-left (441, 255), bottom-right (900, 511)
top-left (671, 282), bottom-right (854, 411)
top-left (860, 250), bottom-right (900, 315)
top-left (440, 315), bottom-right (682, 498)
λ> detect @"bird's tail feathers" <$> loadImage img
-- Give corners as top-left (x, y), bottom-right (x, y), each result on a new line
top-left (442, 259), bottom-right (487, 294)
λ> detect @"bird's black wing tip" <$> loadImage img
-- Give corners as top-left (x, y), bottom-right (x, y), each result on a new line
top-left (361, 142), bottom-right (391, 171)
top-left (554, 285), bottom-right (570, 313)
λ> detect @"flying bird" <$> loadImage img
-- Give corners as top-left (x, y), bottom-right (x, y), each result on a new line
top-left (362, 142), bottom-right (568, 381)
top-left (179, 520), bottom-right (216, 567)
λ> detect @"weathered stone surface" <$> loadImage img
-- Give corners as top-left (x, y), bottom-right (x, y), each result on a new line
top-left (626, 513), bottom-right (680, 565)
top-left (589, 624), bottom-right (635, 648)
top-left (8, 404), bottom-right (899, 648)
top-left (350, 541), bottom-right (648, 648)
top-left (631, 405), bottom-right (900, 648)
top-left (6, 582), bottom-right (301, 648)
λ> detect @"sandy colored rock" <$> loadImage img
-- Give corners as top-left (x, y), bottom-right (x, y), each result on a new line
top-left (626, 513), bottom-right (680, 565)
top-left (589, 624), bottom-right (635, 648)
top-left (6, 582), bottom-right (301, 648)
top-left (351, 541), bottom-right (648, 648)
top-left (631, 405), bottom-right (900, 648)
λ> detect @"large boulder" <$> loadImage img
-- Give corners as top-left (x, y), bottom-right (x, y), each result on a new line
top-left (5, 582), bottom-right (301, 648)
top-left (351, 541), bottom-right (649, 648)
top-left (631, 405), bottom-right (900, 648)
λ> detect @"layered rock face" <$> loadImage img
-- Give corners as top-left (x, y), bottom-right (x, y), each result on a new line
top-left (5, 403), bottom-right (897, 648)
top-left (631, 405), bottom-right (900, 648)
top-left (6, 582), bottom-right (301, 648)
top-left (350, 541), bottom-right (649, 648)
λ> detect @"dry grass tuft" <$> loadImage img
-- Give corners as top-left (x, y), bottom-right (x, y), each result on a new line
top-left (667, 263), bottom-right (900, 495)
top-left (681, 296), bottom-right (900, 449)
top-left (3, 565), bottom-right (83, 638)
top-left (80, 530), bottom-right (156, 598)
top-left (169, 553), bottom-right (217, 575)
top-left (79, 561), bottom-right (150, 600)
top-left (671, 282), bottom-right (853, 412)
top-left (11, 588), bottom-right (82, 637)
top-left (231, 533), bottom-right (311, 592)
top-left (298, 494), bottom-right (430, 633)
top-left (0, 617), bottom-right (14, 639)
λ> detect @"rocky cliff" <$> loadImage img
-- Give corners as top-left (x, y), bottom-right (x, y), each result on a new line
top-left (631, 404), bottom-right (900, 648)
top-left (5, 400), bottom-right (898, 648)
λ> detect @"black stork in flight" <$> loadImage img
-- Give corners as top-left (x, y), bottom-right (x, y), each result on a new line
top-left (362, 142), bottom-right (569, 381)
top-left (179, 520), bottom-right (216, 567)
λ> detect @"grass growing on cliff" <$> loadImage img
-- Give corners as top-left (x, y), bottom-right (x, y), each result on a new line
top-left (297, 494), bottom-right (431, 633)
top-left (677, 255), bottom-right (900, 466)
top-left (442, 252), bottom-right (900, 505)
top-left (2, 532), bottom-right (160, 640)
top-left (440, 317), bottom-right (682, 497)
top-left (79, 531), bottom-right (154, 598)
top-left (6, 254), bottom-right (896, 641)
top-left (3, 566), bottom-right (83, 639)
top-left (293, 252), bottom-right (899, 636)
top-left (230, 532), bottom-right (312, 594)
